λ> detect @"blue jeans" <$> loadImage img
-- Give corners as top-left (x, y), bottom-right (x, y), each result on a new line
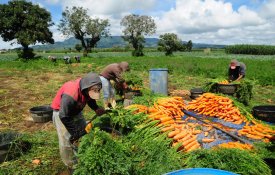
top-left (99, 76), bottom-right (115, 100)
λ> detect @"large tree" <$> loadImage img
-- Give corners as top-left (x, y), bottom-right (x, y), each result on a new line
top-left (58, 6), bottom-right (110, 56)
top-left (120, 14), bottom-right (156, 57)
top-left (0, 0), bottom-right (54, 59)
top-left (158, 33), bottom-right (182, 56)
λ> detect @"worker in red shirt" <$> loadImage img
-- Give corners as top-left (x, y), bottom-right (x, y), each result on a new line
top-left (51, 72), bottom-right (105, 171)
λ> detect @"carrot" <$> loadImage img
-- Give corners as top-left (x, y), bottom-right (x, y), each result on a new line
top-left (202, 138), bottom-right (215, 143)
top-left (173, 132), bottom-right (187, 140)
top-left (182, 136), bottom-right (196, 147)
top-left (168, 130), bottom-right (180, 138)
top-left (184, 139), bottom-right (198, 150)
top-left (186, 143), bottom-right (201, 152)
top-left (160, 117), bottom-right (173, 123)
top-left (160, 120), bottom-right (175, 126)
top-left (161, 125), bottom-right (175, 132)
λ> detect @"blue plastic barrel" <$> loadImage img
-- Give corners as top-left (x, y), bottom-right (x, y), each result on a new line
top-left (149, 68), bottom-right (168, 95)
top-left (164, 168), bottom-right (238, 175)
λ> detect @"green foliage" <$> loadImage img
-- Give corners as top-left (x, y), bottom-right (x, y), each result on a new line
top-left (158, 33), bottom-right (182, 56)
top-left (75, 129), bottom-right (133, 175)
top-left (121, 14), bottom-right (156, 57)
top-left (235, 80), bottom-right (254, 105)
top-left (123, 71), bottom-right (143, 87)
top-left (0, 131), bottom-right (64, 175)
top-left (132, 89), bottom-right (165, 106)
top-left (225, 44), bottom-right (275, 55)
top-left (184, 148), bottom-right (272, 175)
top-left (58, 6), bottom-right (110, 55)
top-left (76, 110), bottom-right (184, 175)
top-left (186, 40), bottom-right (193, 52)
top-left (75, 44), bottom-right (82, 52)
top-left (0, 0), bottom-right (54, 59)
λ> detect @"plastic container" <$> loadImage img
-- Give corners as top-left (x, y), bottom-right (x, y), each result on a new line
top-left (29, 105), bottom-right (53, 123)
top-left (0, 132), bottom-right (31, 163)
top-left (149, 68), bottom-right (168, 95)
top-left (164, 168), bottom-right (238, 175)
top-left (190, 88), bottom-right (205, 99)
top-left (216, 84), bottom-right (238, 95)
top-left (252, 105), bottom-right (275, 123)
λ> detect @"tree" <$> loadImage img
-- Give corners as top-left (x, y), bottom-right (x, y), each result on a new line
top-left (0, 0), bottom-right (54, 59)
top-left (75, 44), bottom-right (83, 52)
top-left (58, 6), bottom-right (110, 56)
top-left (186, 40), bottom-right (193, 52)
top-left (120, 14), bottom-right (156, 57)
top-left (158, 33), bottom-right (182, 56)
top-left (86, 18), bottom-right (110, 50)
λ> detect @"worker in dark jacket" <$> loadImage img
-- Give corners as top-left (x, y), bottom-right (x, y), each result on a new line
top-left (51, 72), bottom-right (105, 170)
top-left (99, 62), bottom-right (130, 109)
top-left (228, 59), bottom-right (246, 81)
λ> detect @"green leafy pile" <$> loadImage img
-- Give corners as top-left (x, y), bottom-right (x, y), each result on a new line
top-left (184, 148), bottom-right (272, 175)
top-left (75, 110), bottom-right (184, 175)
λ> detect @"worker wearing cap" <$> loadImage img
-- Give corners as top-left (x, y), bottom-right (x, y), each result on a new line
top-left (99, 62), bottom-right (130, 109)
top-left (51, 72), bottom-right (106, 171)
top-left (228, 59), bottom-right (246, 82)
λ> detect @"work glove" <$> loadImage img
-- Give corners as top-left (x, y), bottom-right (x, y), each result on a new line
top-left (85, 122), bottom-right (93, 133)
top-left (95, 107), bottom-right (106, 116)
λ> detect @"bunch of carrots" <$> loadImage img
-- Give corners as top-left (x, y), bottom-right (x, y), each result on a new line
top-left (238, 122), bottom-right (275, 142)
top-left (162, 123), bottom-right (201, 152)
top-left (147, 96), bottom-right (186, 125)
top-left (219, 80), bottom-right (230, 84)
top-left (216, 142), bottom-right (253, 150)
top-left (187, 93), bottom-right (247, 124)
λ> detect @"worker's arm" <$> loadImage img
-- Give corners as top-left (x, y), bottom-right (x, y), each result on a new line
top-left (87, 99), bottom-right (106, 116)
top-left (235, 74), bottom-right (244, 82)
top-left (59, 95), bottom-right (87, 143)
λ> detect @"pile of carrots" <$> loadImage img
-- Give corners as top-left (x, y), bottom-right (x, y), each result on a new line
top-left (125, 95), bottom-right (275, 152)
top-left (238, 122), bottom-right (275, 142)
top-left (187, 93), bottom-right (247, 124)
top-left (147, 97), bottom-right (186, 125)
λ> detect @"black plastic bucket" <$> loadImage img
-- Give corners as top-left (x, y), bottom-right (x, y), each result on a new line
top-left (216, 84), bottom-right (238, 95)
top-left (0, 132), bottom-right (31, 163)
top-left (29, 105), bottom-right (53, 123)
top-left (252, 105), bottom-right (275, 123)
top-left (190, 88), bottom-right (205, 99)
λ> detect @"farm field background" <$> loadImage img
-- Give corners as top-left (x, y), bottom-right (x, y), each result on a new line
top-left (0, 50), bottom-right (274, 174)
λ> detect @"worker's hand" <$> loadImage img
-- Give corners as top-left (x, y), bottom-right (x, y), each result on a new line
top-left (95, 107), bottom-right (106, 116)
top-left (122, 82), bottom-right (128, 90)
top-left (85, 122), bottom-right (93, 133)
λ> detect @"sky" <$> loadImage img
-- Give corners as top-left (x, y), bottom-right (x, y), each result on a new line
top-left (1, 0), bottom-right (275, 49)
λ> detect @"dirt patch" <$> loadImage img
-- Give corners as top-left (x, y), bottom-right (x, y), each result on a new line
top-left (17, 119), bottom-right (55, 133)
top-left (169, 89), bottom-right (191, 101)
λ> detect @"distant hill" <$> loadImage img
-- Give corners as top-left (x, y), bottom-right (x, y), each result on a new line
top-left (31, 36), bottom-right (226, 50)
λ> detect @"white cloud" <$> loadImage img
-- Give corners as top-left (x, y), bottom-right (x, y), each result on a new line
top-left (259, 0), bottom-right (275, 19)
top-left (58, 0), bottom-right (157, 17)
top-left (156, 0), bottom-right (264, 34)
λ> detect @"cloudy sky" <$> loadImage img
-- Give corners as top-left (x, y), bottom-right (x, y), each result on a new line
top-left (1, 0), bottom-right (275, 49)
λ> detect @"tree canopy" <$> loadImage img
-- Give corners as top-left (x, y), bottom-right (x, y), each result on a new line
top-left (120, 14), bottom-right (156, 56)
top-left (158, 33), bottom-right (182, 56)
top-left (58, 6), bottom-right (110, 56)
top-left (0, 0), bottom-right (54, 59)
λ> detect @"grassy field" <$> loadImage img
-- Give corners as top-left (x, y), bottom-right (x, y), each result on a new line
top-left (0, 51), bottom-right (274, 174)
